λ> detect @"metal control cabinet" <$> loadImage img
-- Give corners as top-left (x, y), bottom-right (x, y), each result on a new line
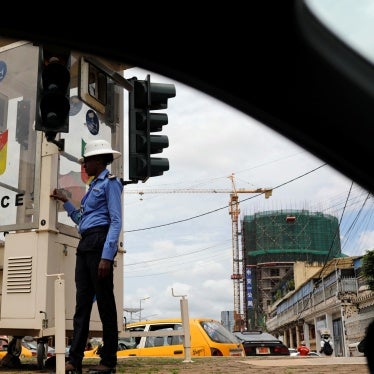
top-left (0, 231), bottom-right (124, 337)
top-left (0, 40), bottom-right (125, 346)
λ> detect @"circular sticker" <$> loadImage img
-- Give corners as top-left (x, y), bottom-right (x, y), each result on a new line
top-left (0, 61), bottom-right (7, 82)
top-left (69, 96), bottom-right (83, 116)
top-left (85, 109), bottom-right (99, 135)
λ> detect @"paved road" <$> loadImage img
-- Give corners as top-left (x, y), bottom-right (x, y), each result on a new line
top-left (0, 356), bottom-right (370, 373)
top-left (173, 356), bottom-right (370, 374)
top-left (249, 356), bottom-right (367, 367)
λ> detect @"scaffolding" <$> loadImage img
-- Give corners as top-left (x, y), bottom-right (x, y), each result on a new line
top-left (241, 209), bottom-right (343, 329)
top-left (242, 210), bottom-right (342, 265)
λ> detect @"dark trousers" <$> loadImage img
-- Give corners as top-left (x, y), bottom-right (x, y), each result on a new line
top-left (68, 227), bottom-right (118, 369)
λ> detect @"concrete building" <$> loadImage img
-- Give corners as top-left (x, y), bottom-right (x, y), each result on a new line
top-left (241, 209), bottom-right (344, 329)
top-left (266, 256), bottom-right (374, 357)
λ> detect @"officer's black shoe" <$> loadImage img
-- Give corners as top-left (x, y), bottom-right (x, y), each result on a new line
top-left (88, 364), bottom-right (116, 373)
top-left (65, 362), bottom-right (82, 374)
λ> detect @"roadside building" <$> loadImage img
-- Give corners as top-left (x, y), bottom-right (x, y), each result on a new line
top-left (266, 256), bottom-right (374, 356)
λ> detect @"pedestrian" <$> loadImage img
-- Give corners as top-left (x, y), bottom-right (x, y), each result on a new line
top-left (50, 139), bottom-right (123, 374)
top-left (319, 333), bottom-right (334, 356)
top-left (297, 341), bottom-right (310, 356)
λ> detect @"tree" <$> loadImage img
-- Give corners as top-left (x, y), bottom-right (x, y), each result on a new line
top-left (361, 249), bottom-right (374, 291)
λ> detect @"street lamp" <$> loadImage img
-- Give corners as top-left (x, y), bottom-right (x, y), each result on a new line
top-left (139, 297), bottom-right (150, 321)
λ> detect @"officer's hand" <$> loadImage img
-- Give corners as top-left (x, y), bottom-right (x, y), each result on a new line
top-left (98, 259), bottom-right (111, 279)
top-left (50, 188), bottom-right (68, 202)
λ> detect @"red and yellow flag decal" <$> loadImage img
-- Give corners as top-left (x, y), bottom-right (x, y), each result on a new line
top-left (0, 130), bottom-right (8, 175)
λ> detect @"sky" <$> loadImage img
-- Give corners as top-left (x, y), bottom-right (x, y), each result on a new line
top-left (120, 63), bottom-right (374, 324)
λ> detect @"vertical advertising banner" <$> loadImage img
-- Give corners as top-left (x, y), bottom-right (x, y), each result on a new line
top-left (246, 266), bottom-right (253, 308)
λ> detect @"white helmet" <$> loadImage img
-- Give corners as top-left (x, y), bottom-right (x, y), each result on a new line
top-left (79, 139), bottom-right (121, 163)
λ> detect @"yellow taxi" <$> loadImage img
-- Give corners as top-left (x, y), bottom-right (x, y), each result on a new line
top-left (0, 345), bottom-right (33, 359)
top-left (84, 318), bottom-right (245, 358)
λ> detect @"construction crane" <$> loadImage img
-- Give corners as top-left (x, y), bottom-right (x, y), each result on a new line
top-left (227, 174), bottom-right (272, 330)
top-left (125, 174), bottom-right (272, 330)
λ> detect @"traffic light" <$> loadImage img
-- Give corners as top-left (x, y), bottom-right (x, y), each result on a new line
top-left (35, 45), bottom-right (71, 142)
top-left (128, 74), bottom-right (176, 182)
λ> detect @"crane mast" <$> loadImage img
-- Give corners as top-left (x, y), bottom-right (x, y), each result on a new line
top-left (125, 174), bottom-right (272, 330)
top-left (228, 174), bottom-right (242, 330)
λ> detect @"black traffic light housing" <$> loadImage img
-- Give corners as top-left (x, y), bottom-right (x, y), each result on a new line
top-left (35, 45), bottom-right (71, 147)
top-left (128, 74), bottom-right (176, 182)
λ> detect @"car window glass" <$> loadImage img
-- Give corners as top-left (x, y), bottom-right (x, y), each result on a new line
top-left (172, 325), bottom-right (184, 345)
top-left (128, 326), bottom-right (146, 347)
top-left (118, 337), bottom-right (137, 350)
top-left (305, 0), bottom-right (374, 63)
top-left (145, 324), bottom-right (180, 347)
top-left (201, 321), bottom-right (241, 343)
top-left (150, 328), bottom-right (173, 347)
top-left (144, 336), bottom-right (154, 348)
top-left (129, 326), bottom-right (146, 331)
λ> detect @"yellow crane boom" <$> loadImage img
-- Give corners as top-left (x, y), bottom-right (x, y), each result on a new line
top-left (125, 188), bottom-right (272, 196)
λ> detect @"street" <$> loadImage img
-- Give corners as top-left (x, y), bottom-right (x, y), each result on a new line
top-left (0, 356), bottom-right (370, 374)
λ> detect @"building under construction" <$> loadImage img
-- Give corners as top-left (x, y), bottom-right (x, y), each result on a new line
top-left (241, 209), bottom-right (343, 330)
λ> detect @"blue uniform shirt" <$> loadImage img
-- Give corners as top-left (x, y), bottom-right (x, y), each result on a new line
top-left (63, 169), bottom-right (123, 261)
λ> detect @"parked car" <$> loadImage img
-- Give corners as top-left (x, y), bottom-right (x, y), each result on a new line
top-left (0, 344), bottom-right (33, 359)
top-left (84, 318), bottom-right (245, 358)
top-left (21, 340), bottom-right (55, 358)
top-left (0, 336), bottom-right (8, 351)
top-left (233, 331), bottom-right (290, 356)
